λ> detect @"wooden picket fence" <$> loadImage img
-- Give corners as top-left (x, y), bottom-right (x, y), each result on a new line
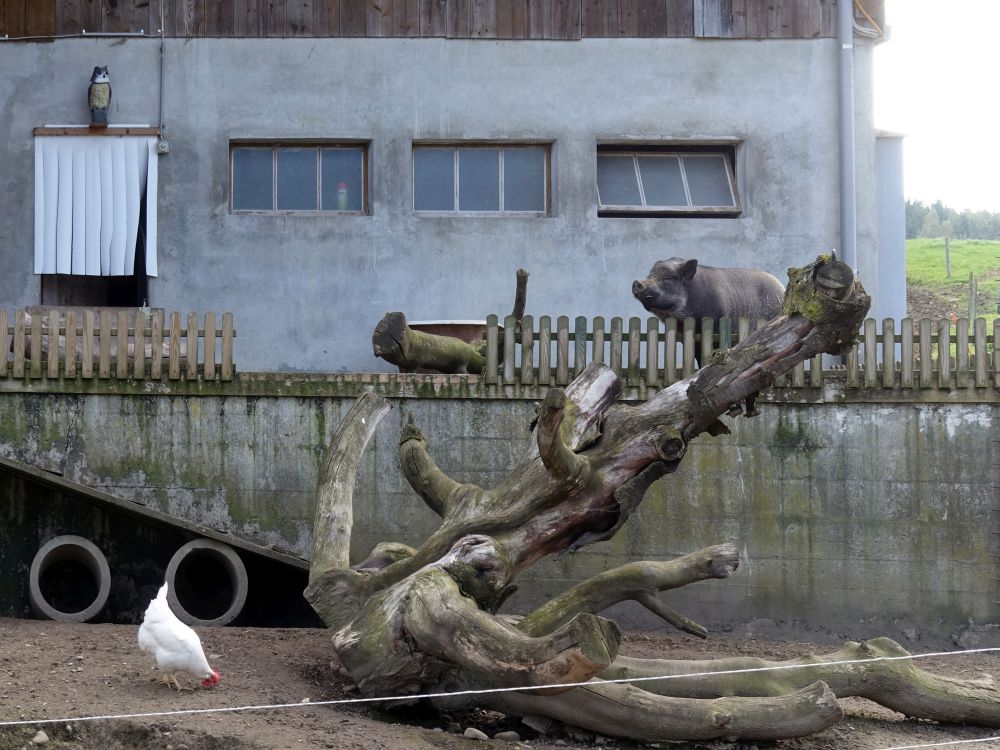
top-left (0, 308), bottom-right (235, 381)
top-left (481, 314), bottom-right (1000, 390)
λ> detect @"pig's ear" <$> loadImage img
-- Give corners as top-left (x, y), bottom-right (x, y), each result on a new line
top-left (679, 259), bottom-right (698, 280)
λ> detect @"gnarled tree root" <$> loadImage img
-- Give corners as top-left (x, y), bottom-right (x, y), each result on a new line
top-left (601, 636), bottom-right (1000, 726)
top-left (464, 679), bottom-right (843, 742)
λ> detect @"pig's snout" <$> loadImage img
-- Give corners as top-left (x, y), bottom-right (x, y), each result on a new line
top-left (632, 279), bottom-right (647, 297)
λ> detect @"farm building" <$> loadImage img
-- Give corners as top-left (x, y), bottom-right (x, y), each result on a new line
top-left (0, 0), bottom-right (901, 371)
top-left (2, 0), bottom-right (995, 651)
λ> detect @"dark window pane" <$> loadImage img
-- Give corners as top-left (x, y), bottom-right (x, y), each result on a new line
top-left (414, 149), bottom-right (455, 211)
top-left (232, 148), bottom-right (273, 210)
top-left (459, 148), bottom-right (500, 211)
top-left (683, 155), bottom-right (735, 207)
top-left (637, 156), bottom-right (687, 207)
top-left (597, 155), bottom-right (641, 206)
top-left (321, 148), bottom-right (364, 211)
top-left (503, 147), bottom-right (546, 212)
top-left (277, 148), bottom-right (318, 210)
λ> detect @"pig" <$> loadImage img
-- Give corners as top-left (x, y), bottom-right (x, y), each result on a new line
top-left (632, 258), bottom-right (787, 417)
top-left (632, 258), bottom-right (786, 327)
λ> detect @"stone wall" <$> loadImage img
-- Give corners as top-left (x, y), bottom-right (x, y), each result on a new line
top-left (0, 388), bottom-right (996, 643)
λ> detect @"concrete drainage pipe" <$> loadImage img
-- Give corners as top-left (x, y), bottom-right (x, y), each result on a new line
top-left (165, 539), bottom-right (248, 627)
top-left (29, 535), bottom-right (112, 623)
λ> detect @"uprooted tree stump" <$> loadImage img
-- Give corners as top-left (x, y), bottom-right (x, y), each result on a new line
top-left (307, 255), bottom-right (1000, 742)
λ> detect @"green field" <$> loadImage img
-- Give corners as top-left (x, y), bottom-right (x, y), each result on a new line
top-left (906, 238), bottom-right (1000, 325)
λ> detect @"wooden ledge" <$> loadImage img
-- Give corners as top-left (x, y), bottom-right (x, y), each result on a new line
top-left (33, 126), bottom-right (161, 136)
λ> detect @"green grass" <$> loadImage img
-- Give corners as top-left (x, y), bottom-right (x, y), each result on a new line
top-left (906, 238), bottom-right (1000, 325)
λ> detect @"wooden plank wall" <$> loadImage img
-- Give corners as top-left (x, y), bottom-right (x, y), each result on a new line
top-left (0, 0), bottom-right (884, 39)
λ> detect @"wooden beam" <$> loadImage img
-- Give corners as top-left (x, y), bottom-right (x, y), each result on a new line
top-left (32, 126), bottom-right (161, 136)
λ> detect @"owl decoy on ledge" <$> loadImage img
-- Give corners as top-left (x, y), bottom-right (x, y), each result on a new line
top-left (88, 66), bottom-right (111, 126)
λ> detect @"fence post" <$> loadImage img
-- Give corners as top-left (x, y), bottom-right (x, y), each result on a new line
top-left (484, 315), bottom-right (499, 385)
top-left (82, 311), bottom-right (94, 378)
top-left (944, 236), bottom-right (951, 278)
top-left (700, 316), bottom-right (714, 371)
top-left (955, 318), bottom-right (970, 388)
top-left (203, 312), bottom-right (216, 381)
top-left (64, 310), bottom-right (77, 378)
top-left (574, 316), bottom-right (587, 377)
top-left (537, 315), bottom-right (551, 386)
top-left (737, 316), bottom-right (750, 346)
top-left (12, 311), bottom-right (25, 378)
top-left (150, 310), bottom-right (164, 380)
top-left (116, 311), bottom-right (130, 379)
top-left (863, 318), bottom-right (877, 388)
top-left (645, 317), bottom-right (659, 389)
top-left (900, 318), bottom-right (914, 388)
top-left (682, 317), bottom-right (695, 378)
top-left (520, 314), bottom-right (535, 386)
top-left (881, 318), bottom-right (895, 389)
top-left (994, 320), bottom-right (1000, 389)
top-left (556, 316), bottom-right (569, 385)
top-left (502, 315), bottom-right (516, 385)
top-left (99, 311), bottom-right (112, 379)
top-left (609, 317), bottom-right (623, 378)
top-left (968, 272), bottom-right (976, 320)
top-left (974, 318), bottom-right (987, 388)
top-left (168, 312), bottom-right (182, 380)
top-left (918, 318), bottom-right (932, 387)
top-left (846, 340), bottom-right (859, 389)
top-left (937, 318), bottom-right (951, 389)
top-left (133, 311), bottom-right (147, 380)
top-left (186, 313), bottom-right (199, 380)
top-left (47, 310), bottom-right (60, 379)
top-left (221, 313), bottom-right (234, 381)
top-left (664, 318), bottom-right (677, 385)
top-left (592, 316), bottom-right (605, 365)
top-left (30, 311), bottom-right (43, 379)
top-left (627, 317), bottom-right (641, 387)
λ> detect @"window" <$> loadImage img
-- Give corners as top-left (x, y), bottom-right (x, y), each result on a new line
top-left (413, 144), bottom-right (549, 215)
top-left (596, 145), bottom-right (739, 217)
top-left (230, 143), bottom-right (368, 213)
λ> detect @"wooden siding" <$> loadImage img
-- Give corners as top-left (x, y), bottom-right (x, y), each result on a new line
top-left (0, 0), bottom-right (883, 39)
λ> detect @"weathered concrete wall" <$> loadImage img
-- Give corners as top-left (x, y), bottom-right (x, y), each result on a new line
top-left (1, 390), bottom-right (995, 643)
top-left (0, 36), bottom-right (881, 371)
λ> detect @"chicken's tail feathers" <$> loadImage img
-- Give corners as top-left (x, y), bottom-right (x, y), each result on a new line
top-left (156, 580), bottom-right (169, 601)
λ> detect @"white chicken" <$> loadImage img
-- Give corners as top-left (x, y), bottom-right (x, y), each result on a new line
top-left (138, 581), bottom-right (221, 691)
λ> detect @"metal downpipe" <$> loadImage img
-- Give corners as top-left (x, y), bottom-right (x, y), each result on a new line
top-left (838, 0), bottom-right (858, 272)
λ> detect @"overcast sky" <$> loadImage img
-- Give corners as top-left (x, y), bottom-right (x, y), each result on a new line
top-left (873, 0), bottom-right (1000, 212)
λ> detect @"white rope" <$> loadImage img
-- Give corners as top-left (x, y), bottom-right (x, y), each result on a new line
top-left (876, 739), bottom-right (1000, 750)
top-left (0, 646), bottom-right (997, 729)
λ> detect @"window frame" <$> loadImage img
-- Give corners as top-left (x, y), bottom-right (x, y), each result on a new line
top-left (596, 143), bottom-right (741, 218)
top-left (412, 141), bottom-right (551, 217)
top-left (229, 140), bottom-right (370, 215)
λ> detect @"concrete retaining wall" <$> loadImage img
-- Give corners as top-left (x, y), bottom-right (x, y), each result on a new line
top-left (1, 389), bottom-right (996, 643)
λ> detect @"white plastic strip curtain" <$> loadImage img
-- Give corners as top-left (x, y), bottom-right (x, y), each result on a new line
top-left (33, 135), bottom-right (158, 277)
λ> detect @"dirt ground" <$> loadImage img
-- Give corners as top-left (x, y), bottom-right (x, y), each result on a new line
top-left (1, 617), bottom-right (998, 750)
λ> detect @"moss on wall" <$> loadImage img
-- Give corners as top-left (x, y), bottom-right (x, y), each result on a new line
top-left (0, 389), bottom-right (995, 637)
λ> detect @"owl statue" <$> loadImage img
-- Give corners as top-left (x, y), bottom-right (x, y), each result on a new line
top-left (88, 66), bottom-right (111, 125)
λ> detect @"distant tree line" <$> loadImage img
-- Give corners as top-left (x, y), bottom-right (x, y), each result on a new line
top-left (906, 200), bottom-right (1000, 240)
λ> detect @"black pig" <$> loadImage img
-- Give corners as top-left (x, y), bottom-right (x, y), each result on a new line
top-left (632, 258), bottom-right (785, 326)
top-left (632, 258), bottom-right (786, 417)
